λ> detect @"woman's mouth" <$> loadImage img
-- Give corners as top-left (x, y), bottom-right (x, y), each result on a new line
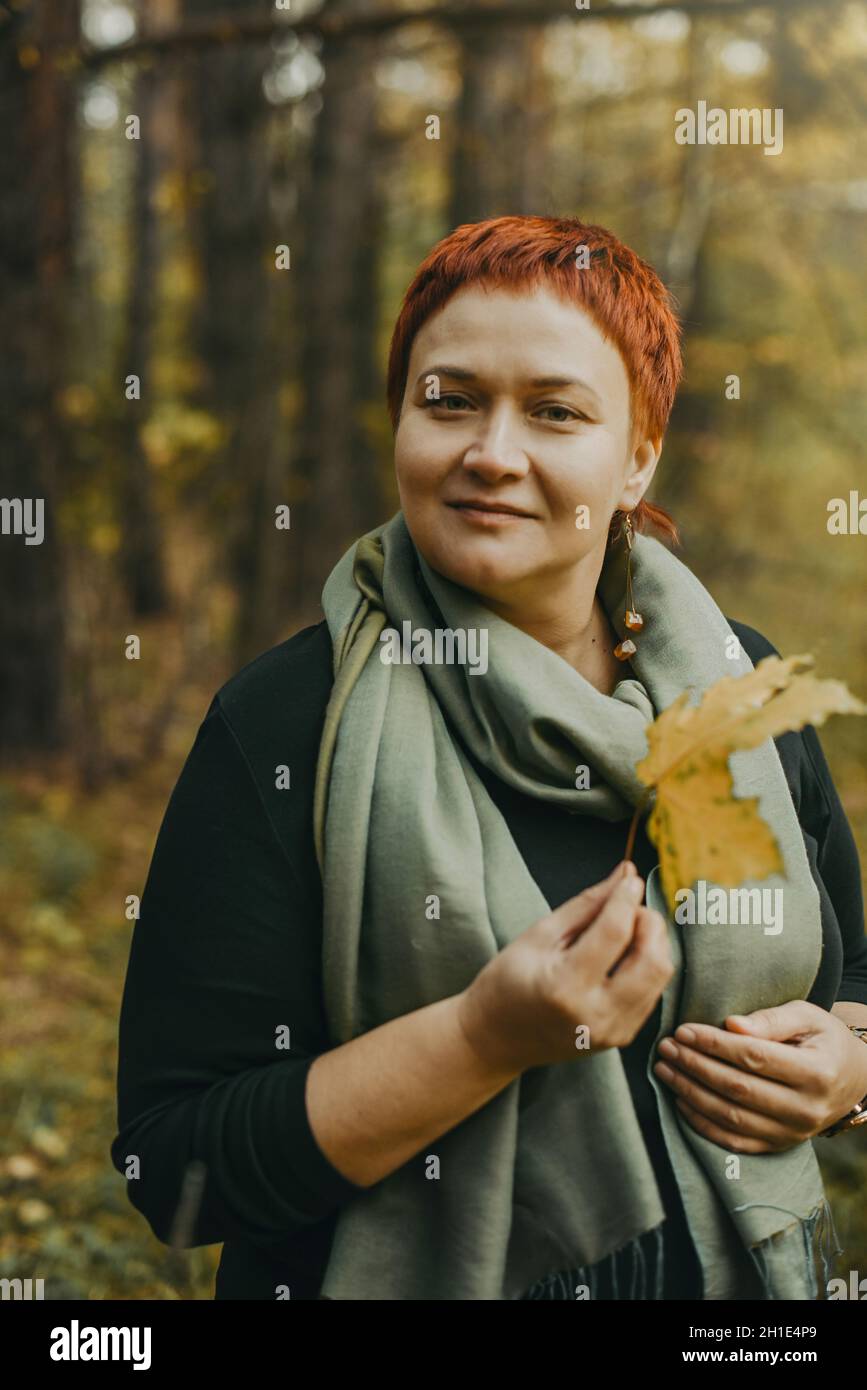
top-left (446, 501), bottom-right (536, 526)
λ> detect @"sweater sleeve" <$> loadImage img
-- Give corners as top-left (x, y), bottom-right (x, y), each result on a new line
top-left (797, 720), bottom-right (867, 1008)
top-left (110, 697), bottom-right (367, 1250)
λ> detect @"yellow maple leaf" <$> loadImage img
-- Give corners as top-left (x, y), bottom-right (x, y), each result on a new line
top-left (634, 654), bottom-right (867, 916)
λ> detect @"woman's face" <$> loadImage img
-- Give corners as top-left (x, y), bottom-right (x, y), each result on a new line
top-left (394, 284), bottom-right (660, 615)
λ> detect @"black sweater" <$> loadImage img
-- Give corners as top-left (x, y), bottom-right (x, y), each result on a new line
top-left (110, 617), bottom-right (867, 1300)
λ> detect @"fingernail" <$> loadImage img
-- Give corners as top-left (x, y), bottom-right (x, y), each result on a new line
top-left (627, 877), bottom-right (644, 898)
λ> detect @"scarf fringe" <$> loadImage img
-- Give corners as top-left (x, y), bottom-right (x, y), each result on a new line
top-left (732, 1195), bottom-right (843, 1301)
top-left (518, 1223), bottom-right (665, 1300)
top-left (517, 1198), bottom-right (842, 1301)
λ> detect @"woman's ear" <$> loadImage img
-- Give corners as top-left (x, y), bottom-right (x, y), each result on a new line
top-left (618, 436), bottom-right (662, 512)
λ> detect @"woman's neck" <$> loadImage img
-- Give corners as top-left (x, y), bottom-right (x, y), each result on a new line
top-left (491, 588), bottom-right (630, 696)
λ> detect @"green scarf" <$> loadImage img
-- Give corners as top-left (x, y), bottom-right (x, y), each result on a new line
top-left (312, 508), bottom-right (838, 1301)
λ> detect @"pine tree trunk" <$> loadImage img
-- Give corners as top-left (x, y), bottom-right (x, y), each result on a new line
top-left (0, 1), bottom-right (78, 755)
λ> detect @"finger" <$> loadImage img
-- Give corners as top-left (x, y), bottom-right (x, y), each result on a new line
top-left (550, 860), bottom-right (636, 945)
top-left (724, 1001), bottom-right (822, 1043)
top-left (653, 1045), bottom-right (814, 1133)
top-left (600, 909), bottom-right (673, 1036)
top-left (605, 906), bottom-right (672, 995)
top-left (568, 874), bottom-right (646, 977)
top-left (664, 1021), bottom-right (820, 1089)
top-left (672, 1095), bottom-right (789, 1154)
top-left (664, 1070), bottom-right (804, 1142)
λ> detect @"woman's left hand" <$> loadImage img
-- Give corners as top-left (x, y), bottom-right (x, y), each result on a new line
top-left (653, 1001), bottom-right (867, 1152)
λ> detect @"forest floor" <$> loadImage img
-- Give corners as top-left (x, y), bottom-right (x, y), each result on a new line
top-left (0, 614), bottom-right (227, 1300)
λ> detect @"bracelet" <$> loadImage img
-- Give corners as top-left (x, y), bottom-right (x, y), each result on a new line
top-left (819, 1025), bottom-right (867, 1138)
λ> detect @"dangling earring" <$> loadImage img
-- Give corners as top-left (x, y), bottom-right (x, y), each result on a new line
top-left (614, 511), bottom-right (644, 661)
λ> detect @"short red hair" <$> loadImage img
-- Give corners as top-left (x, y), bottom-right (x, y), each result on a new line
top-left (386, 215), bottom-right (683, 547)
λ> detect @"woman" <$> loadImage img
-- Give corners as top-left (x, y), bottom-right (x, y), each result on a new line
top-left (111, 215), bottom-right (867, 1301)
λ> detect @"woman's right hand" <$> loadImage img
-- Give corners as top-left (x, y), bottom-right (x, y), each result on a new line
top-left (456, 861), bottom-right (674, 1075)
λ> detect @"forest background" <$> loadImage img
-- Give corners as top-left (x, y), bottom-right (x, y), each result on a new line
top-left (1, 0), bottom-right (865, 1299)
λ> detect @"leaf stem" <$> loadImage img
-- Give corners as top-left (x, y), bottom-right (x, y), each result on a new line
top-left (624, 789), bottom-right (653, 862)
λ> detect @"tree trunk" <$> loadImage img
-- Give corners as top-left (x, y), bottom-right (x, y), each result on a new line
top-left (449, 13), bottom-right (549, 226)
top-left (183, 0), bottom-right (288, 661)
top-left (0, 1), bottom-right (78, 755)
top-left (292, 0), bottom-right (383, 610)
top-left (114, 34), bottom-right (170, 618)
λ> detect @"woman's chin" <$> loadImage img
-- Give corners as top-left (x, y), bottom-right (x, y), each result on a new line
top-left (425, 545), bottom-right (532, 602)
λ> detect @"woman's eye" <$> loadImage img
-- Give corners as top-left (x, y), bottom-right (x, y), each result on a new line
top-left (422, 397), bottom-right (584, 422)
top-left (537, 404), bottom-right (581, 423)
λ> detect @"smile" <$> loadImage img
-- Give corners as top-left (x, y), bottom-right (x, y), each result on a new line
top-left (447, 502), bottom-right (536, 525)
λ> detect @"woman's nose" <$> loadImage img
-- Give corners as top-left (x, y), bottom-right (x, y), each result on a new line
top-left (461, 410), bottom-right (529, 478)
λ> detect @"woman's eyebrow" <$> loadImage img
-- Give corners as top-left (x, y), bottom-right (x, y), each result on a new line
top-left (415, 364), bottom-right (602, 404)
